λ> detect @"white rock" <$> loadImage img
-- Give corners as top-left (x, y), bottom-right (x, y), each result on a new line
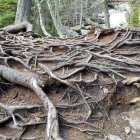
top-left (81, 29), bottom-right (90, 36)
top-left (70, 25), bottom-right (81, 31)
top-left (132, 130), bottom-right (136, 134)
top-left (83, 25), bottom-right (92, 30)
top-left (109, 11), bottom-right (128, 28)
top-left (125, 127), bottom-right (131, 135)
top-left (67, 30), bottom-right (79, 37)
top-left (107, 134), bottom-right (123, 140)
top-left (123, 108), bottom-right (140, 130)
top-left (99, 3), bottom-right (130, 28)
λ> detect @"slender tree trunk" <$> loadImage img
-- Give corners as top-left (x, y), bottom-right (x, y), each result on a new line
top-left (103, 0), bottom-right (110, 28)
top-left (35, 0), bottom-right (51, 37)
top-left (80, 0), bottom-right (83, 28)
top-left (46, 0), bottom-right (64, 38)
top-left (75, 0), bottom-right (78, 25)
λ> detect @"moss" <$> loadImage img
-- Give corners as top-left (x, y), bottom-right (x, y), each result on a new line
top-left (0, 12), bottom-right (15, 28)
top-left (47, 24), bottom-right (58, 37)
top-left (129, 0), bottom-right (140, 28)
top-left (0, 0), bottom-right (16, 28)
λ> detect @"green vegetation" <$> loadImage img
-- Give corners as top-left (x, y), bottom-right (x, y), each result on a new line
top-left (46, 24), bottom-right (58, 37)
top-left (0, 0), bottom-right (57, 36)
top-left (0, 0), bottom-right (16, 28)
top-left (0, 0), bottom-right (139, 35)
top-left (129, 0), bottom-right (140, 28)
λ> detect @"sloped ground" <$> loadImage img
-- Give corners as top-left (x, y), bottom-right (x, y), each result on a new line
top-left (0, 29), bottom-right (140, 140)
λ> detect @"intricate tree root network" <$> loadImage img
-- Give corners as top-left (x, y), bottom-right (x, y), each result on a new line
top-left (0, 29), bottom-right (140, 139)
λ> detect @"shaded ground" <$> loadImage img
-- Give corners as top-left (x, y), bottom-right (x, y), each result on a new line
top-left (0, 29), bottom-right (140, 140)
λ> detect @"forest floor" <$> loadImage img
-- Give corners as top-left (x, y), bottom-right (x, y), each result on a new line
top-left (0, 29), bottom-right (140, 140)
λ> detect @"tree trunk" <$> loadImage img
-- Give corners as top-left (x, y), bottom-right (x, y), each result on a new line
top-left (0, 65), bottom-right (63, 140)
top-left (103, 0), bottom-right (110, 28)
top-left (3, 0), bottom-right (33, 33)
top-left (46, 0), bottom-right (65, 38)
top-left (35, 0), bottom-right (51, 37)
top-left (80, 0), bottom-right (83, 28)
top-left (15, 0), bottom-right (32, 23)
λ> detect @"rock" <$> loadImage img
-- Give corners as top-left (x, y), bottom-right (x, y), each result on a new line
top-left (125, 127), bottom-right (131, 135)
top-left (85, 138), bottom-right (103, 140)
top-left (66, 29), bottom-right (79, 38)
top-left (97, 18), bottom-right (105, 24)
top-left (109, 11), bottom-right (128, 28)
top-left (92, 138), bottom-right (104, 140)
top-left (82, 25), bottom-right (92, 30)
top-left (131, 130), bottom-right (136, 134)
top-left (61, 26), bottom-right (79, 38)
top-left (107, 134), bottom-right (123, 140)
top-left (84, 18), bottom-right (98, 26)
top-left (69, 30), bottom-right (79, 37)
top-left (122, 108), bottom-right (140, 130)
top-left (81, 29), bottom-right (90, 36)
top-left (70, 25), bottom-right (81, 31)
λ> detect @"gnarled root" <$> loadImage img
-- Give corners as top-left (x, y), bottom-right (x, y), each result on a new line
top-left (2, 21), bottom-right (33, 34)
top-left (0, 65), bottom-right (63, 140)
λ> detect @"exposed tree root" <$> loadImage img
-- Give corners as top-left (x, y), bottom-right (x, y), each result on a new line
top-left (0, 65), bottom-right (63, 140)
top-left (122, 76), bottom-right (140, 85)
top-left (62, 124), bottom-right (101, 136)
top-left (0, 134), bottom-right (15, 140)
top-left (0, 29), bottom-right (140, 139)
top-left (0, 103), bottom-right (43, 127)
top-left (2, 21), bottom-right (33, 34)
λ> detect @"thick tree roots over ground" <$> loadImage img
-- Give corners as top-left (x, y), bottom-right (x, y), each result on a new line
top-left (2, 21), bottom-right (33, 34)
top-left (0, 29), bottom-right (140, 139)
top-left (0, 66), bottom-right (62, 140)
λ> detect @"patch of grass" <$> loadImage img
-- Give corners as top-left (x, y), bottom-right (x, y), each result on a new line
top-left (129, 0), bottom-right (140, 28)
top-left (0, 0), bottom-right (16, 28)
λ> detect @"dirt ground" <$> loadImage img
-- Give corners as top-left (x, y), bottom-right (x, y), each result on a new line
top-left (0, 29), bottom-right (140, 140)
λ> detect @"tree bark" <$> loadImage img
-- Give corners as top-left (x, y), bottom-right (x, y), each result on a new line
top-left (46, 0), bottom-right (65, 38)
top-left (80, 0), bottom-right (83, 28)
top-left (15, 0), bottom-right (32, 24)
top-left (103, 0), bottom-right (110, 28)
top-left (35, 0), bottom-right (51, 37)
top-left (3, 21), bottom-right (32, 34)
top-left (3, 0), bottom-right (33, 33)
top-left (0, 65), bottom-right (63, 140)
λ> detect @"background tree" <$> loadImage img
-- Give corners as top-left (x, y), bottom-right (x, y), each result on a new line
top-left (1, 0), bottom-right (112, 37)
top-left (103, 0), bottom-right (110, 28)
top-left (129, 0), bottom-right (140, 28)
top-left (35, 0), bottom-right (51, 37)
top-left (3, 0), bottom-right (33, 34)
top-left (15, 0), bottom-right (32, 23)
